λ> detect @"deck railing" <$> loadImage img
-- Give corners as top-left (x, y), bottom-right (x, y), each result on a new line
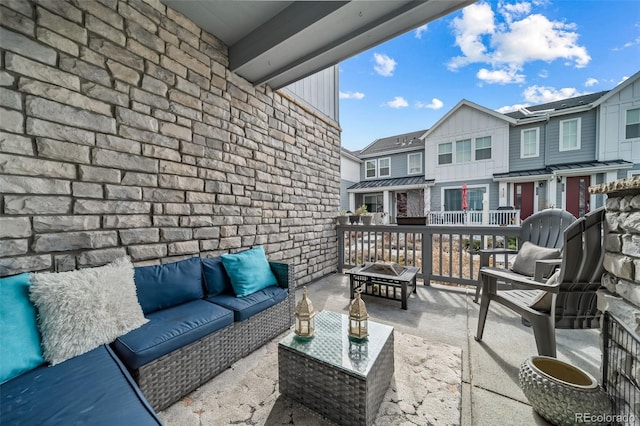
top-left (337, 223), bottom-right (521, 290)
top-left (427, 209), bottom-right (520, 226)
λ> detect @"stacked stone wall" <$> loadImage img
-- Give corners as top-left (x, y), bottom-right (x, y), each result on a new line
top-left (0, 0), bottom-right (341, 284)
top-left (590, 177), bottom-right (640, 421)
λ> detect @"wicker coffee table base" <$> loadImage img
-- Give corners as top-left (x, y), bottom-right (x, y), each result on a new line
top-left (279, 332), bottom-right (394, 426)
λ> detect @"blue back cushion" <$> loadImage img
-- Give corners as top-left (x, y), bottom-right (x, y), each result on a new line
top-left (134, 257), bottom-right (204, 314)
top-left (1, 273), bottom-right (45, 384)
top-left (221, 246), bottom-right (278, 297)
top-left (201, 256), bottom-right (232, 297)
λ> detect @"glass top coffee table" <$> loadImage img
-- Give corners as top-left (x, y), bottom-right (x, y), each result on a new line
top-left (278, 311), bottom-right (394, 425)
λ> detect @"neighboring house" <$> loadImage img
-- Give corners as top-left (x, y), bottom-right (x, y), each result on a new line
top-left (340, 148), bottom-right (361, 212)
top-left (593, 70), bottom-right (640, 180)
top-left (341, 72), bottom-right (639, 222)
top-left (423, 100), bottom-right (515, 215)
top-left (499, 89), bottom-right (634, 219)
top-left (345, 130), bottom-right (430, 222)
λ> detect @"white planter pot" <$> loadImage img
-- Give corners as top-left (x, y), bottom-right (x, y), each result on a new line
top-left (519, 356), bottom-right (611, 426)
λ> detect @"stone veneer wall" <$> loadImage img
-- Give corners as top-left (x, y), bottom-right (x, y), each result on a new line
top-left (590, 176), bottom-right (640, 419)
top-left (0, 0), bottom-right (340, 284)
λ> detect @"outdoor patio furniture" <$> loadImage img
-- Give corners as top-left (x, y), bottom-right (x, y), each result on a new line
top-left (278, 311), bottom-right (394, 425)
top-left (475, 207), bottom-right (605, 357)
top-left (347, 263), bottom-right (419, 310)
top-left (474, 208), bottom-right (577, 302)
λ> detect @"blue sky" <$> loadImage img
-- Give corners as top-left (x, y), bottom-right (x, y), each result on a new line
top-left (338, 0), bottom-right (640, 151)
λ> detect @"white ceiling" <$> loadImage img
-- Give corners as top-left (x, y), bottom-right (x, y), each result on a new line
top-left (161, 1), bottom-right (475, 89)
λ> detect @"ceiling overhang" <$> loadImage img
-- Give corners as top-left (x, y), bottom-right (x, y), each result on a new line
top-left (161, 1), bottom-right (475, 89)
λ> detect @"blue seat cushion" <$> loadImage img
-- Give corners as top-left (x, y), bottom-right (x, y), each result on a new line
top-left (0, 345), bottom-right (161, 426)
top-left (113, 300), bottom-right (233, 370)
top-left (202, 256), bottom-right (233, 297)
top-left (134, 257), bottom-right (204, 314)
top-left (206, 285), bottom-right (288, 322)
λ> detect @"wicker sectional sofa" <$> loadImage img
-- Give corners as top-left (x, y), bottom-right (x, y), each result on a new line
top-left (115, 255), bottom-right (295, 410)
top-left (0, 252), bottom-right (295, 422)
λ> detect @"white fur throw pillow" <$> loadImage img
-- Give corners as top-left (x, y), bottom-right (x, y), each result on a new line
top-left (30, 257), bottom-right (148, 365)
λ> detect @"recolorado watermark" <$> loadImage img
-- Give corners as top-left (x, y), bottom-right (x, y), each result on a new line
top-left (575, 412), bottom-right (636, 424)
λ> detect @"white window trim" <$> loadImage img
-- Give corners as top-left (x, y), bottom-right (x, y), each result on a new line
top-left (407, 152), bottom-right (422, 174)
top-left (520, 128), bottom-right (539, 159)
top-left (559, 118), bottom-right (581, 152)
top-left (474, 136), bottom-right (492, 161)
top-left (378, 157), bottom-right (391, 177)
top-left (629, 170), bottom-right (640, 178)
top-left (440, 184), bottom-right (490, 211)
top-left (365, 159), bottom-right (377, 179)
top-left (624, 106), bottom-right (640, 141)
top-left (438, 142), bottom-right (453, 165)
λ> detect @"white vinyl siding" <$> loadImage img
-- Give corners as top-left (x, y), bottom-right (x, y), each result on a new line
top-left (438, 143), bottom-right (452, 165)
top-left (455, 139), bottom-right (471, 163)
top-left (560, 118), bottom-right (581, 151)
top-left (626, 107), bottom-right (640, 139)
top-left (378, 157), bottom-right (390, 177)
top-left (365, 159), bottom-right (376, 178)
top-left (407, 152), bottom-right (422, 174)
top-left (521, 128), bottom-right (539, 158)
top-left (475, 136), bottom-right (491, 160)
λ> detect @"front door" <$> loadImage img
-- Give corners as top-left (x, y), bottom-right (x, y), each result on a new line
top-left (514, 182), bottom-right (534, 220)
top-left (396, 193), bottom-right (407, 217)
top-left (565, 176), bottom-right (590, 217)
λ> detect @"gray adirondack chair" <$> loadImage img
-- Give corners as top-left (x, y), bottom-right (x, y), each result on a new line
top-left (475, 207), bottom-right (605, 357)
top-left (474, 208), bottom-right (577, 302)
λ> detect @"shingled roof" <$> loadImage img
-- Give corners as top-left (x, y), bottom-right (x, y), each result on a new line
top-left (358, 129), bottom-right (427, 157)
top-left (505, 91), bottom-right (609, 119)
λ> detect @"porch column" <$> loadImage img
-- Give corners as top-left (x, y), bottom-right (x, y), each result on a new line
top-left (349, 192), bottom-right (356, 213)
top-left (547, 177), bottom-right (557, 208)
top-left (383, 190), bottom-right (390, 215)
top-left (423, 186), bottom-right (431, 215)
top-left (499, 182), bottom-right (508, 206)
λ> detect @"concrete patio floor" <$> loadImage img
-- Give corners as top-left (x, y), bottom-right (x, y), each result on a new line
top-left (303, 272), bottom-right (602, 426)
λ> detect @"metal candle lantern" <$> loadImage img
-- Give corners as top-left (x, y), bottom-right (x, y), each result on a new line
top-left (348, 290), bottom-right (369, 340)
top-left (295, 286), bottom-right (315, 339)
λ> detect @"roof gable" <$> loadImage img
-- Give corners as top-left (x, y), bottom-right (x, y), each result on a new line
top-left (592, 70), bottom-right (640, 107)
top-left (423, 99), bottom-right (516, 138)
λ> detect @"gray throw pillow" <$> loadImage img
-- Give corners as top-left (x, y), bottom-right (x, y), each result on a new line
top-left (511, 241), bottom-right (561, 277)
top-left (30, 257), bottom-right (148, 365)
top-left (528, 271), bottom-right (560, 312)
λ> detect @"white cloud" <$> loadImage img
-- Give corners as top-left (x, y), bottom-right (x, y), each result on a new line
top-left (387, 96), bottom-right (409, 108)
top-left (373, 53), bottom-right (397, 77)
top-left (522, 85), bottom-right (589, 103)
top-left (448, 3), bottom-right (495, 70)
top-left (448, 2), bottom-right (591, 83)
top-left (496, 103), bottom-right (529, 113)
top-left (339, 91), bottom-right (365, 100)
top-left (538, 69), bottom-right (549, 78)
top-left (416, 98), bottom-right (444, 110)
top-left (477, 67), bottom-right (525, 84)
top-left (415, 24), bottom-right (428, 39)
top-left (584, 78), bottom-right (598, 87)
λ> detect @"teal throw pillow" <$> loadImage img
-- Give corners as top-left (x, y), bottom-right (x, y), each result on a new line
top-left (0, 273), bottom-right (45, 384)
top-left (221, 246), bottom-right (278, 297)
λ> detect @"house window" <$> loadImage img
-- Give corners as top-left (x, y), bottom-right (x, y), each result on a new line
top-left (438, 143), bottom-right (452, 165)
top-left (365, 160), bottom-right (376, 178)
top-left (521, 128), bottom-right (539, 158)
top-left (456, 139), bottom-right (471, 163)
top-left (560, 118), bottom-right (581, 151)
top-left (407, 152), bottom-right (422, 174)
top-left (378, 158), bottom-right (390, 177)
top-left (626, 107), bottom-right (640, 139)
top-left (475, 136), bottom-right (491, 160)
top-left (363, 194), bottom-right (383, 213)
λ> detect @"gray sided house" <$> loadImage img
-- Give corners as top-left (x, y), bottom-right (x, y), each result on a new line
top-left (346, 130), bottom-right (431, 223)
top-left (424, 100), bottom-right (515, 215)
top-left (499, 87), bottom-right (636, 219)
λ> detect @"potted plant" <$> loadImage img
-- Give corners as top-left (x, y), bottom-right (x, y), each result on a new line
top-left (361, 209), bottom-right (373, 226)
top-left (336, 209), bottom-right (349, 225)
top-left (349, 204), bottom-right (367, 224)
